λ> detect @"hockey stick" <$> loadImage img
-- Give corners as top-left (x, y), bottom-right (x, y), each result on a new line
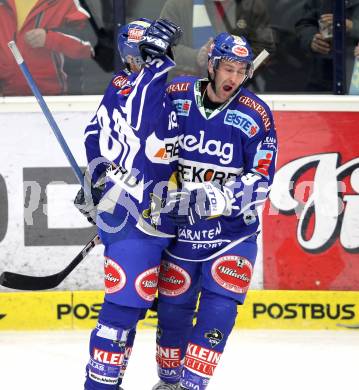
top-left (253, 49), bottom-right (270, 71)
top-left (0, 42), bottom-right (101, 290)
top-left (0, 235), bottom-right (101, 290)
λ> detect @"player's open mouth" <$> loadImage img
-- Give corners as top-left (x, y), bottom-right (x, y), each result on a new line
top-left (223, 85), bottom-right (232, 92)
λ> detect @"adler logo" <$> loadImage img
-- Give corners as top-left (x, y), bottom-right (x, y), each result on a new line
top-left (178, 131), bottom-right (233, 164)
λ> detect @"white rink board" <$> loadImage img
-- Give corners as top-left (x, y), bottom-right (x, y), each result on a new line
top-left (0, 109), bottom-right (105, 291)
top-left (1, 94), bottom-right (359, 292)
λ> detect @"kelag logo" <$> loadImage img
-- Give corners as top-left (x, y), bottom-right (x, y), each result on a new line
top-left (57, 303), bottom-right (102, 320)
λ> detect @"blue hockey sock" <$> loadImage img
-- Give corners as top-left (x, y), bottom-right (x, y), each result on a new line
top-left (85, 300), bottom-right (144, 389)
top-left (118, 327), bottom-right (136, 384)
top-left (181, 289), bottom-right (238, 390)
top-left (156, 297), bottom-right (197, 383)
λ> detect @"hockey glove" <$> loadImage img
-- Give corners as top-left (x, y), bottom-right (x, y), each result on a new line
top-left (164, 182), bottom-right (232, 227)
top-left (74, 176), bottom-right (105, 225)
top-left (139, 18), bottom-right (182, 61)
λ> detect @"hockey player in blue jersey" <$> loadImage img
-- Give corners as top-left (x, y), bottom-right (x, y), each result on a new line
top-left (152, 33), bottom-right (278, 390)
top-left (74, 18), bottom-right (182, 389)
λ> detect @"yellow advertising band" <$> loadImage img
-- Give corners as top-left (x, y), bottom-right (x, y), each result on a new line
top-left (0, 290), bottom-right (358, 331)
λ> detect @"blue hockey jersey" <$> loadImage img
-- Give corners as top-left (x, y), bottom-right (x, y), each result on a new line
top-left (84, 56), bottom-right (179, 240)
top-left (165, 76), bottom-right (278, 261)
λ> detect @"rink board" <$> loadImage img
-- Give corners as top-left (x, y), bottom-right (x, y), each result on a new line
top-left (1, 95), bottom-right (359, 293)
top-left (0, 290), bottom-right (358, 331)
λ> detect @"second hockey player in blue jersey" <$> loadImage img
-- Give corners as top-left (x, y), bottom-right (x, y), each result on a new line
top-left (153, 33), bottom-right (278, 390)
top-left (74, 18), bottom-right (182, 390)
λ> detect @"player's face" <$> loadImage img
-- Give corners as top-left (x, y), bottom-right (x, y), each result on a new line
top-left (208, 60), bottom-right (247, 103)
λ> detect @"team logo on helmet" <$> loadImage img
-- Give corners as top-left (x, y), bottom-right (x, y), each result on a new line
top-left (208, 32), bottom-right (253, 66)
top-left (128, 28), bottom-right (145, 43)
top-left (232, 45), bottom-right (249, 57)
top-left (117, 18), bottom-right (152, 64)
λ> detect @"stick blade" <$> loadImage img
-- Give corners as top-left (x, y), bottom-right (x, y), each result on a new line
top-left (0, 271), bottom-right (61, 290)
top-left (0, 234), bottom-right (100, 291)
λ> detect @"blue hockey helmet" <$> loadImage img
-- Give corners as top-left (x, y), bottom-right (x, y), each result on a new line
top-left (117, 18), bottom-right (152, 67)
top-left (208, 32), bottom-right (254, 77)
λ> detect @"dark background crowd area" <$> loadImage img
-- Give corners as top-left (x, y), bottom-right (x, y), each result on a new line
top-left (1, 0), bottom-right (358, 96)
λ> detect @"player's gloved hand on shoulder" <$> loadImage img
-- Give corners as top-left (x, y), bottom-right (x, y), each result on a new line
top-left (139, 18), bottom-right (182, 61)
top-left (74, 175), bottom-right (105, 225)
top-left (164, 182), bottom-right (232, 227)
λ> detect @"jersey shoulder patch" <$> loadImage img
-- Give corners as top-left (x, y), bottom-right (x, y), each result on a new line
top-left (112, 74), bottom-right (129, 89)
top-left (111, 72), bottom-right (134, 96)
top-left (166, 76), bottom-right (196, 95)
top-left (237, 90), bottom-right (272, 132)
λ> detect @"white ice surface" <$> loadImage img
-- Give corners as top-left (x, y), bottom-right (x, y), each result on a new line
top-left (1, 329), bottom-right (359, 390)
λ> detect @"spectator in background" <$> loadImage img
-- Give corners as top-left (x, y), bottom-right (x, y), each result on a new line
top-left (74, 0), bottom-right (115, 94)
top-left (159, 0), bottom-right (275, 85)
top-left (295, 0), bottom-right (359, 92)
top-left (262, 0), bottom-right (312, 92)
top-left (0, 0), bottom-right (94, 96)
top-left (349, 42), bottom-right (359, 93)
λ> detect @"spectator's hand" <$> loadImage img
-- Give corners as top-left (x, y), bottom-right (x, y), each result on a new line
top-left (355, 44), bottom-right (359, 58)
top-left (25, 29), bottom-right (47, 48)
top-left (320, 14), bottom-right (353, 33)
top-left (197, 38), bottom-right (213, 68)
top-left (311, 33), bottom-right (331, 55)
top-left (346, 19), bottom-right (353, 33)
top-left (320, 14), bottom-right (333, 25)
